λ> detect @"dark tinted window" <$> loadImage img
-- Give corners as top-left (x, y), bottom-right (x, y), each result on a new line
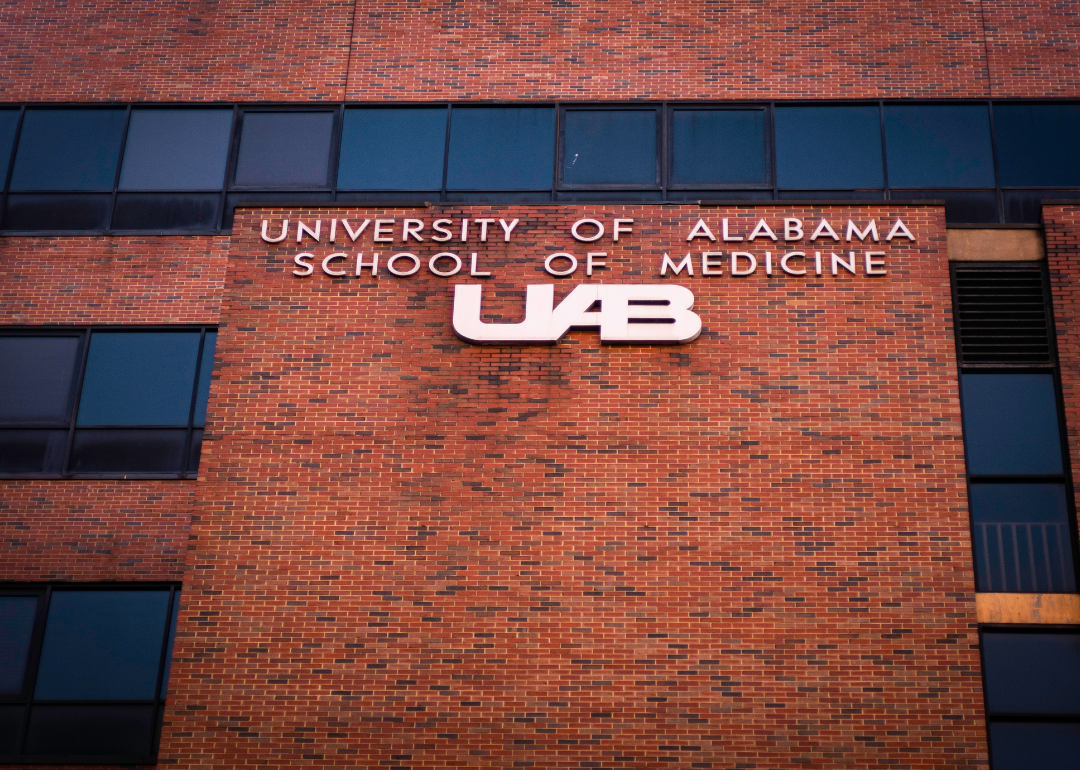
top-left (338, 108), bottom-right (446, 190)
top-left (0, 110), bottom-right (18, 177)
top-left (971, 483), bottom-right (1075, 592)
top-left (192, 331), bottom-right (216, 427)
top-left (671, 109), bottom-right (766, 186)
top-left (994, 104), bottom-right (1080, 187)
top-left (35, 590), bottom-right (170, 700)
top-left (884, 105), bottom-right (995, 188)
top-left (9, 109), bottom-right (126, 191)
top-left (77, 332), bottom-right (201, 426)
top-left (119, 109), bottom-right (233, 190)
top-left (0, 596), bottom-right (38, 695)
top-left (961, 373), bottom-right (1063, 475)
top-left (0, 336), bottom-right (80, 422)
top-left (983, 632), bottom-right (1080, 714)
top-left (776, 105), bottom-right (884, 189)
top-left (989, 723), bottom-right (1080, 770)
top-left (0, 586), bottom-right (179, 763)
top-left (234, 111), bottom-right (334, 187)
top-left (447, 107), bottom-right (555, 190)
top-left (562, 109), bottom-right (657, 186)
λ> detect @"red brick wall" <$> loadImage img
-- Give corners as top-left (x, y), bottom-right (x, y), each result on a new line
top-left (1, 0), bottom-right (1077, 102)
top-left (1045, 204), bottom-right (1080, 494)
top-left (163, 203), bottom-right (985, 769)
top-left (0, 237), bottom-right (226, 584)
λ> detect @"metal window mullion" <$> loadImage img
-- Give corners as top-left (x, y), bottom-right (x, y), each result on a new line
top-left (106, 105), bottom-right (133, 233)
top-left (328, 103), bottom-right (345, 203)
top-left (986, 100), bottom-right (1006, 223)
top-left (220, 106), bottom-right (244, 233)
top-left (1, 105), bottom-right (25, 229)
top-left (180, 329), bottom-right (207, 478)
top-left (62, 329), bottom-right (93, 476)
top-left (149, 586), bottom-right (177, 759)
top-left (551, 103), bottom-right (560, 200)
top-left (440, 104), bottom-right (452, 203)
top-left (769, 102), bottom-right (778, 199)
top-left (879, 101), bottom-right (890, 200)
top-left (19, 586), bottom-right (52, 756)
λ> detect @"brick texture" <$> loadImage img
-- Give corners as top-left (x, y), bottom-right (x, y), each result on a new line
top-left (1045, 204), bottom-right (1080, 495)
top-left (159, 203), bottom-right (985, 769)
top-left (2, 0), bottom-right (1078, 102)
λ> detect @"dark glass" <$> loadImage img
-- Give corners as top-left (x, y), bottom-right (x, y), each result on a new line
top-left (112, 192), bottom-right (221, 231)
top-left (777, 190), bottom-right (885, 201)
top-left (0, 336), bottom-right (80, 422)
top-left (555, 190), bottom-right (664, 202)
top-left (223, 192), bottom-right (332, 228)
top-left (69, 429), bottom-right (188, 473)
top-left (1004, 190), bottom-right (1080, 224)
top-left (971, 483), bottom-right (1075, 592)
top-left (23, 704), bottom-right (155, 758)
top-left (562, 109), bottom-right (657, 186)
top-left (34, 590), bottom-right (170, 700)
top-left (0, 596), bottom-right (38, 694)
top-left (989, 723), bottom-right (1080, 770)
top-left (670, 109), bottom-right (767, 186)
top-left (678, 189), bottom-right (773, 202)
top-left (119, 109), bottom-right (233, 190)
top-left (187, 429), bottom-right (204, 473)
top-left (983, 632), bottom-right (1080, 713)
top-left (3, 193), bottom-right (112, 230)
top-left (193, 332), bottom-right (217, 427)
top-left (447, 107), bottom-right (555, 190)
top-left (994, 104), bottom-right (1080, 187)
top-left (0, 705), bottom-right (24, 756)
top-left (78, 332), bottom-right (201, 426)
top-left (961, 373), bottom-right (1064, 475)
top-left (161, 594), bottom-right (180, 696)
top-left (234, 111), bottom-right (334, 187)
top-left (884, 105), bottom-right (995, 188)
top-left (338, 108), bottom-right (446, 190)
top-left (776, 105), bottom-right (884, 189)
top-left (444, 191), bottom-right (552, 203)
top-left (893, 190), bottom-right (999, 224)
top-left (333, 191), bottom-right (435, 204)
top-left (0, 430), bottom-right (69, 473)
top-left (9, 109), bottom-right (126, 191)
top-left (0, 110), bottom-right (18, 179)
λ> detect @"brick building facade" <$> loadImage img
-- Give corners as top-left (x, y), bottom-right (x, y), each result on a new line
top-left (2, 3), bottom-right (1080, 769)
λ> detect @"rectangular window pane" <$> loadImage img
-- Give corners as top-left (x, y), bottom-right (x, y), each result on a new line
top-left (234, 112), bottom-right (334, 188)
top-left (995, 104), bottom-right (1080, 188)
top-left (112, 192), bottom-right (221, 232)
top-left (0, 595), bottom-right (39, 695)
top-left (884, 104), bottom-right (995, 188)
top-left (24, 704), bottom-right (155, 759)
top-left (971, 483), bottom-right (1075, 592)
top-left (193, 332), bottom-right (217, 428)
top-left (3, 193), bottom-right (112, 231)
top-left (77, 332), bottom-right (201, 426)
top-left (776, 105), bottom-right (884, 189)
top-left (0, 336), bottom-right (81, 423)
top-left (9, 109), bottom-right (126, 191)
top-left (989, 723), bottom-right (1080, 770)
top-left (562, 109), bottom-right (657, 186)
top-left (983, 631), bottom-right (1080, 714)
top-left (69, 429), bottom-right (188, 473)
top-left (338, 108), bottom-right (446, 190)
top-left (447, 107), bottom-right (554, 190)
top-left (119, 109), bottom-right (233, 191)
top-left (0, 110), bottom-right (18, 179)
top-left (671, 109), bottom-right (766, 186)
top-left (34, 590), bottom-right (170, 700)
top-left (961, 373), bottom-right (1064, 475)
top-left (0, 429), bottom-right (69, 473)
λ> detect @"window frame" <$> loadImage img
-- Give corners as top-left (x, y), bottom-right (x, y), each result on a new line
top-left (666, 104), bottom-right (772, 191)
top-left (950, 262), bottom-right (1080, 593)
top-left (227, 105), bottom-right (343, 193)
top-left (0, 583), bottom-right (180, 765)
top-left (0, 325), bottom-right (216, 480)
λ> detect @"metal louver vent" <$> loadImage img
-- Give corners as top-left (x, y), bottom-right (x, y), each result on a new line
top-left (954, 266), bottom-right (1053, 365)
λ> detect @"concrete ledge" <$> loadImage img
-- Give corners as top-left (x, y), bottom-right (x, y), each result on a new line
top-left (976, 593), bottom-right (1080, 624)
top-left (948, 228), bottom-right (1044, 261)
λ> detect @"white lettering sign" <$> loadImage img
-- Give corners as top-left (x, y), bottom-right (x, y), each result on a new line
top-left (452, 284), bottom-right (702, 345)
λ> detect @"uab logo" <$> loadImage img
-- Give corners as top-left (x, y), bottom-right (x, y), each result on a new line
top-left (452, 284), bottom-right (702, 345)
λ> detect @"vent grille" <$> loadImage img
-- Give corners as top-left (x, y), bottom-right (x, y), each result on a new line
top-left (954, 266), bottom-right (1053, 365)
